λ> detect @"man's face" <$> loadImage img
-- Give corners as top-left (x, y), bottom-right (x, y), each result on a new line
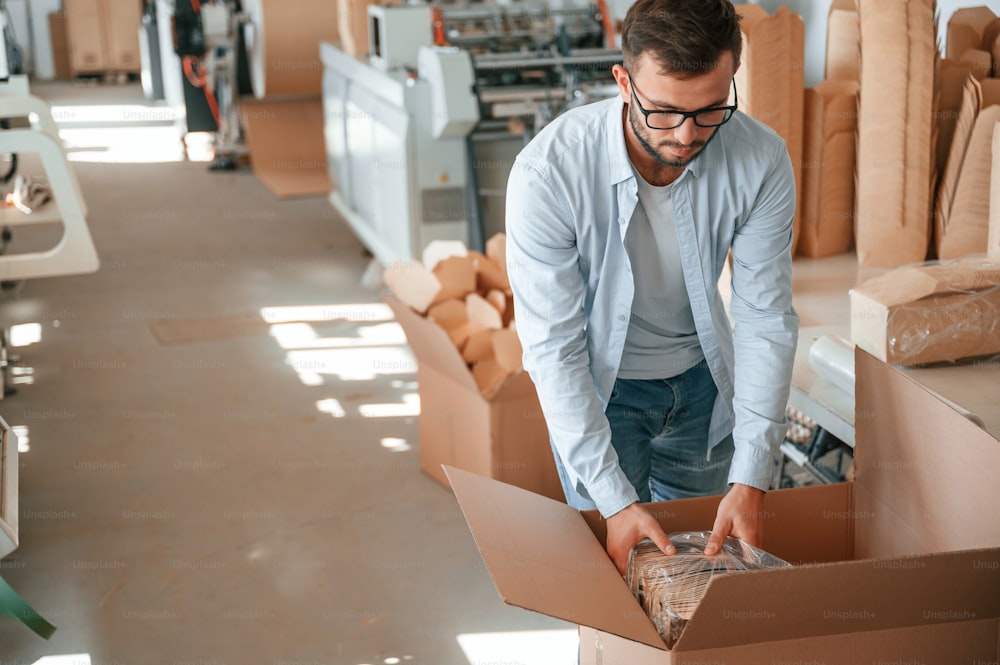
top-left (615, 52), bottom-right (737, 169)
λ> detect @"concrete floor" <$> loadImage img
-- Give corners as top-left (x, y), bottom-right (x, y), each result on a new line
top-left (0, 81), bottom-right (574, 664)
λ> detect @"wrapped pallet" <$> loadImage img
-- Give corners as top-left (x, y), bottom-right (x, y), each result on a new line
top-left (799, 80), bottom-right (858, 258)
top-left (734, 5), bottom-right (805, 255)
top-left (855, 0), bottom-right (936, 268)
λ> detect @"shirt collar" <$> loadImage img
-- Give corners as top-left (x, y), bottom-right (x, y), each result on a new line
top-left (605, 96), bottom-right (707, 184)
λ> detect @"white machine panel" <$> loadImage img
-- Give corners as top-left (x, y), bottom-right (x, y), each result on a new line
top-left (368, 5), bottom-right (434, 71)
top-left (322, 43), bottom-right (469, 265)
top-left (418, 46), bottom-right (479, 139)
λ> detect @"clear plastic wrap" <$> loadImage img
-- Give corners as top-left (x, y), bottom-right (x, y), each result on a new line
top-left (850, 256), bottom-right (1000, 366)
top-left (626, 532), bottom-right (791, 648)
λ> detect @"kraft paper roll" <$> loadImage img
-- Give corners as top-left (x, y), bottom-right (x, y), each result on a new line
top-left (242, 0), bottom-right (339, 99)
top-left (808, 335), bottom-right (855, 394)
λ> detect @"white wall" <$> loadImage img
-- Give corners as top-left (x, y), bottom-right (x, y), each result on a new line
top-left (6, 0), bottom-right (32, 74)
top-left (27, 0), bottom-right (61, 79)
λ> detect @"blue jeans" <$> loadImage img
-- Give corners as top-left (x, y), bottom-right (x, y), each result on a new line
top-left (552, 361), bottom-right (735, 510)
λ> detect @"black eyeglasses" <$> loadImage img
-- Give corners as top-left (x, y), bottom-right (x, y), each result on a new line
top-left (628, 74), bottom-right (738, 130)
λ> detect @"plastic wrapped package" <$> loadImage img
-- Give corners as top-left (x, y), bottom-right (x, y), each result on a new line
top-left (850, 257), bottom-right (1000, 366)
top-left (626, 532), bottom-right (791, 648)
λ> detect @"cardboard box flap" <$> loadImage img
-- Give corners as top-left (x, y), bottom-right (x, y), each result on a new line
top-left (854, 349), bottom-right (1000, 558)
top-left (383, 293), bottom-right (477, 391)
top-left (851, 258), bottom-right (1000, 307)
top-left (673, 549), bottom-right (1000, 651)
top-left (444, 466), bottom-right (666, 650)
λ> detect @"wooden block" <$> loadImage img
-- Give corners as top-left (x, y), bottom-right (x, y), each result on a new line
top-left (427, 299), bottom-right (468, 330)
top-left (383, 262), bottom-right (441, 313)
top-left (485, 289), bottom-right (506, 317)
top-left (468, 250), bottom-right (509, 292)
top-left (423, 240), bottom-right (467, 271)
top-left (433, 255), bottom-right (477, 303)
top-left (462, 328), bottom-right (496, 364)
top-left (485, 233), bottom-right (509, 282)
top-left (465, 293), bottom-right (503, 335)
top-left (447, 321), bottom-right (473, 351)
top-left (491, 328), bottom-right (524, 373)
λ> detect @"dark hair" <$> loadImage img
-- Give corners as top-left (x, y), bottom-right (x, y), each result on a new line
top-left (621, 0), bottom-right (742, 78)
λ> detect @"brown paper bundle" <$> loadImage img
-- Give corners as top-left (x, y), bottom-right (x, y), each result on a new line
top-left (627, 534), bottom-right (791, 648)
top-left (735, 5), bottom-right (805, 256)
top-left (935, 76), bottom-right (1000, 257)
top-left (936, 61), bottom-right (975, 178)
top-left (940, 107), bottom-right (1000, 258)
top-left (242, 0), bottom-right (339, 98)
top-left (855, 0), bottom-right (936, 268)
top-left (800, 81), bottom-right (859, 257)
top-left (825, 1), bottom-right (860, 81)
top-left (946, 6), bottom-right (998, 60)
top-left (961, 49), bottom-right (994, 80)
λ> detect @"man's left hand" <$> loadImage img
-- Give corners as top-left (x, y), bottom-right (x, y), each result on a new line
top-left (704, 483), bottom-right (765, 556)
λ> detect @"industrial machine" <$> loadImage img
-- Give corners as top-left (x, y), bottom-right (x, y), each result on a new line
top-left (322, 0), bottom-right (623, 264)
top-left (171, 0), bottom-right (254, 169)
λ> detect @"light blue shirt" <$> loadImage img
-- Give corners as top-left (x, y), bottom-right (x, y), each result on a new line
top-left (505, 96), bottom-right (799, 518)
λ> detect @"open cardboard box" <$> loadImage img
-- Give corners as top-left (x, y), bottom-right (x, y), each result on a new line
top-left (384, 293), bottom-right (563, 501)
top-left (445, 350), bottom-right (1000, 664)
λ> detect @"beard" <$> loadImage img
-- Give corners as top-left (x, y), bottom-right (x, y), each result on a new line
top-left (627, 102), bottom-right (718, 169)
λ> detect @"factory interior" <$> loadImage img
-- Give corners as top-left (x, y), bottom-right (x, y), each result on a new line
top-left (0, 0), bottom-right (999, 664)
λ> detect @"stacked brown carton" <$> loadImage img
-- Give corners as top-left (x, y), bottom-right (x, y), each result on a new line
top-left (63, 0), bottom-right (142, 76)
top-left (854, 0), bottom-right (937, 268)
top-left (382, 235), bottom-right (563, 501)
top-left (935, 76), bottom-right (1000, 258)
top-left (947, 7), bottom-right (1000, 76)
top-left (735, 5), bottom-right (805, 255)
top-left (934, 7), bottom-right (1000, 260)
top-left (799, 1), bottom-right (860, 259)
top-left (825, 0), bottom-right (860, 82)
top-left (48, 12), bottom-right (73, 80)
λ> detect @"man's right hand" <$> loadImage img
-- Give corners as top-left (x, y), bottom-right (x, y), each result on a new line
top-left (606, 502), bottom-right (675, 575)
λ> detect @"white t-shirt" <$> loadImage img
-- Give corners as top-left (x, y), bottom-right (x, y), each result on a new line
top-left (617, 169), bottom-right (705, 380)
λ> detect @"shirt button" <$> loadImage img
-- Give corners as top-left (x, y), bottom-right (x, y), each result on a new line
top-left (617, 314), bottom-right (627, 322)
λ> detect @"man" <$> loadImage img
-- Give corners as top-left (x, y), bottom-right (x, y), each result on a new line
top-left (505, 0), bottom-right (798, 575)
